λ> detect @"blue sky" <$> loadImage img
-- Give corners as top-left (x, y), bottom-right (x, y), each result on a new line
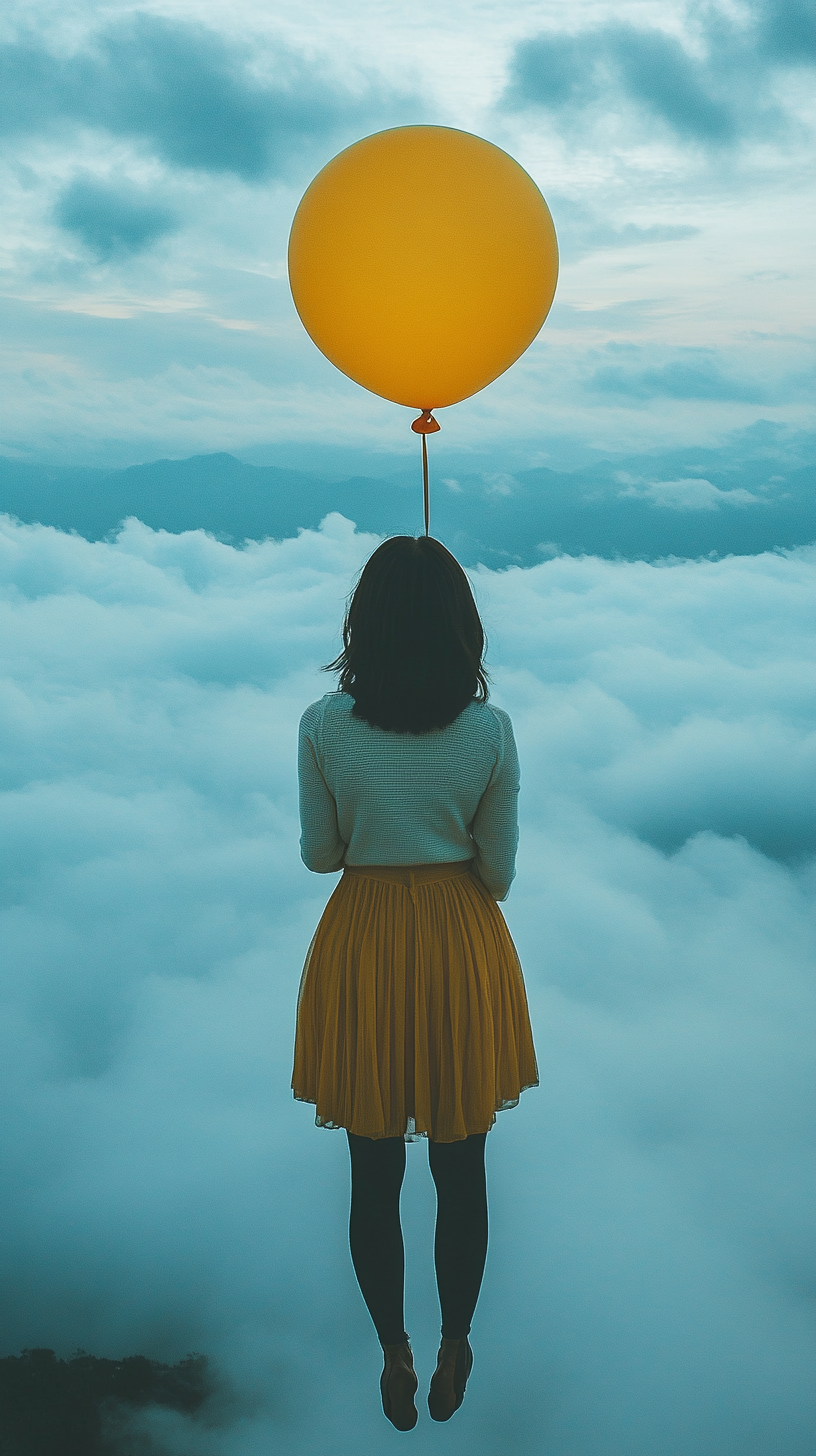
top-left (1, 0), bottom-right (814, 467)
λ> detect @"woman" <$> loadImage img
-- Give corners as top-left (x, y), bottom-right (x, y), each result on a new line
top-left (292, 535), bottom-right (538, 1430)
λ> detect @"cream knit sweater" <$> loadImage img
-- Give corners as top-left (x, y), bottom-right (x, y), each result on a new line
top-left (298, 692), bottom-right (520, 901)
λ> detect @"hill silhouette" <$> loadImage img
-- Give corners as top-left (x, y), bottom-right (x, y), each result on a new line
top-left (1, 434), bottom-right (813, 566)
top-left (0, 1348), bottom-right (211, 1456)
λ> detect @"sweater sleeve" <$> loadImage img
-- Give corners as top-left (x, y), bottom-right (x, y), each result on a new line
top-left (298, 701), bottom-right (347, 873)
top-left (469, 708), bottom-right (520, 901)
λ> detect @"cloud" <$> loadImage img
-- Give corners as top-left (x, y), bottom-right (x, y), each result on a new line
top-left (615, 476), bottom-right (764, 511)
top-left (0, 15), bottom-right (392, 180)
top-left (510, 27), bottom-right (733, 143)
top-left (613, 27), bottom-right (735, 142)
top-left (55, 178), bottom-right (178, 260)
top-left (479, 546), bottom-right (815, 863)
top-left (758, 0), bottom-right (816, 63)
top-left (589, 357), bottom-right (769, 403)
top-left (503, 4), bottom-right (814, 148)
top-left (1, 514), bottom-right (814, 1452)
top-left (530, 196), bottom-right (701, 265)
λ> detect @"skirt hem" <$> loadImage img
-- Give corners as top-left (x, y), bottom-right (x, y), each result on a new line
top-left (292, 1080), bottom-right (539, 1142)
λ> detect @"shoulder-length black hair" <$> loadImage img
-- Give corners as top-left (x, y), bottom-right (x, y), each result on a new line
top-left (327, 536), bottom-right (488, 734)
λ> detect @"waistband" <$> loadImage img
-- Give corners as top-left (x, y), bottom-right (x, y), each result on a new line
top-left (342, 860), bottom-right (474, 888)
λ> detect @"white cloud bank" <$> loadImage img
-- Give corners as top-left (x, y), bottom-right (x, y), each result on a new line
top-left (615, 474), bottom-right (765, 510)
top-left (1, 513), bottom-right (814, 1455)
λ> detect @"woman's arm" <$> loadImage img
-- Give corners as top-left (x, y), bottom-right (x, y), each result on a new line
top-left (298, 703), bottom-right (347, 873)
top-left (470, 708), bottom-right (520, 901)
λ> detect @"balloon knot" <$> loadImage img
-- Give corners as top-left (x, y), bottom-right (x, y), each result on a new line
top-left (411, 410), bottom-right (441, 435)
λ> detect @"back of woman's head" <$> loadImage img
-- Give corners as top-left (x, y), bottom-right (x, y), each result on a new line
top-left (329, 536), bottom-right (488, 734)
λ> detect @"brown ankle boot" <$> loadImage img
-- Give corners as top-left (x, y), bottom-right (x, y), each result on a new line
top-left (380, 1335), bottom-right (418, 1431)
top-left (427, 1336), bottom-right (473, 1421)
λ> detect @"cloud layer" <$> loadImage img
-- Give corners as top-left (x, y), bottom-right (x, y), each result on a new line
top-left (1, 513), bottom-right (814, 1453)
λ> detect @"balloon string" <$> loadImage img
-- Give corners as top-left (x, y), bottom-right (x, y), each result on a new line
top-left (422, 433), bottom-right (430, 537)
top-left (411, 409), bottom-right (439, 536)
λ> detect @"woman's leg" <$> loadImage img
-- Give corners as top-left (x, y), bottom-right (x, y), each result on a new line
top-left (428, 1133), bottom-right (488, 1338)
top-left (346, 1132), bottom-right (407, 1346)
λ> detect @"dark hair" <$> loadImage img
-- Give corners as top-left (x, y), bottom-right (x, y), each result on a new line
top-left (327, 536), bottom-right (488, 734)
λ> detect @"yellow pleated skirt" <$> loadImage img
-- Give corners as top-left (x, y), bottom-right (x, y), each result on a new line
top-left (291, 860), bottom-right (539, 1143)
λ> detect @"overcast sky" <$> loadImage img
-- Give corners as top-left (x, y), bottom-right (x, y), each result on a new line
top-left (1, 0), bottom-right (814, 466)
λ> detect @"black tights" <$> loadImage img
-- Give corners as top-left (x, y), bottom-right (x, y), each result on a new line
top-left (346, 1131), bottom-right (488, 1346)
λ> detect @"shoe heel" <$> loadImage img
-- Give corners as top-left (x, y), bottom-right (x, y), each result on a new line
top-left (380, 1339), bottom-right (418, 1431)
top-left (428, 1337), bottom-right (473, 1422)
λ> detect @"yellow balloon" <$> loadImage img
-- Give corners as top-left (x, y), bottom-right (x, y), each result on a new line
top-left (288, 125), bottom-right (558, 411)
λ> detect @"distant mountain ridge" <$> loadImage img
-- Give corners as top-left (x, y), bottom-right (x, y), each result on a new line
top-left (1, 444), bottom-right (813, 566)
